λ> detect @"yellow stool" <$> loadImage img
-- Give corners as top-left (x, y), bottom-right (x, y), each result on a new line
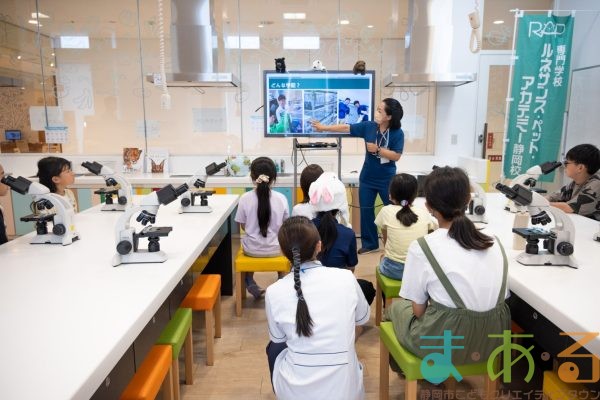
top-left (234, 248), bottom-right (290, 317)
top-left (543, 370), bottom-right (587, 400)
top-left (375, 268), bottom-right (402, 326)
top-left (379, 321), bottom-right (496, 400)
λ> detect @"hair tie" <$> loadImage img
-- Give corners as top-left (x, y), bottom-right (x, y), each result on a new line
top-left (255, 174), bottom-right (270, 184)
top-left (400, 200), bottom-right (409, 207)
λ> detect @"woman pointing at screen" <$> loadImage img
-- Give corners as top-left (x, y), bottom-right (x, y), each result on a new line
top-left (311, 98), bottom-right (404, 254)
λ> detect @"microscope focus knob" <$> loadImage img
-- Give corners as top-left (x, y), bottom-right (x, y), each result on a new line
top-left (557, 242), bottom-right (574, 256)
top-left (181, 197), bottom-right (191, 207)
top-left (52, 224), bottom-right (66, 236)
top-left (474, 205), bottom-right (485, 215)
top-left (118, 196), bottom-right (127, 205)
top-left (117, 240), bottom-right (133, 255)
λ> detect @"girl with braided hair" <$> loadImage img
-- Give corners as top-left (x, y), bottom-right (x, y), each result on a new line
top-left (235, 157), bottom-right (289, 299)
top-left (265, 216), bottom-right (370, 400)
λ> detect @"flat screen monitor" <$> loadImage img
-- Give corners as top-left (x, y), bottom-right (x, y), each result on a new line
top-left (264, 70), bottom-right (375, 137)
top-left (5, 129), bottom-right (21, 141)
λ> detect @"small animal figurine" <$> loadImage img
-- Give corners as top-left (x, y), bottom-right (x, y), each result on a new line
top-left (353, 60), bottom-right (366, 75)
top-left (312, 60), bottom-right (326, 71)
top-left (150, 158), bottom-right (165, 173)
top-left (275, 57), bottom-right (286, 73)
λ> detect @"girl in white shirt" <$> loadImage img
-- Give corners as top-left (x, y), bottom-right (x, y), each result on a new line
top-left (36, 157), bottom-right (78, 212)
top-left (265, 216), bottom-right (369, 400)
top-left (375, 173), bottom-right (436, 280)
top-left (388, 166), bottom-right (510, 365)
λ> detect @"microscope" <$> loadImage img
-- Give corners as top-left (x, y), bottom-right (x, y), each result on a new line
top-left (0, 175), bottom-right (79, 245)
top-left (82, 161), bottom-right (133, 211)
top-left (179, 161), bottom-right (227, 213)
top-left (504, 161), bottom-right (562, 212)
top-left (467, 179), bottom-right (487, 224)
top-left (496, 182), bottom-right (577, 268)
top-left (112, 183), bottom-right (188, 266)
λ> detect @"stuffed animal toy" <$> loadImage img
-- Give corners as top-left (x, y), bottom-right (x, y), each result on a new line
top-left (312, 60), bottom-right (326, 71)
top-left (353, 60), bottom-right (366, 75)
top-left (275, 57), bottom-right (286, 73)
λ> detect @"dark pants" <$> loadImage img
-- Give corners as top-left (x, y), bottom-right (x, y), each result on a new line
top-left (266, 340), bottom-right (288, 388)
top-left (359, 180), bottom-right (390, 249)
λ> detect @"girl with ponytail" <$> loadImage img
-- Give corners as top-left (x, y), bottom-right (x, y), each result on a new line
top-left (375, 173), bottom-right (436, 280)
top-left (265, 216), bottom-right (369, 400)
top-left (387, 167), bottom-right (510, 365)
top-left (235, 157), bottom-right (289, 298)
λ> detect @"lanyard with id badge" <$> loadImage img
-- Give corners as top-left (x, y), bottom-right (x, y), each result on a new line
top-left (376, 128), bottom-right (390, 164)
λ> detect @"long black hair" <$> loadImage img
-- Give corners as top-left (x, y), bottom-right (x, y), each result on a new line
top-left (300, 164), bottom-right (324, 203)
top-left (36, 156), bottom-right (71, 193)
top-left (382, 98), bottom-right (404, 130)
top-left (316, 210), bottom-right (338, 257)
top-left (278, 216), bottom-right (320, 337)
top-left (250, 157), bottom-right (277, 237)
top-left (389, 173), bottom-right (419, 227)
top-left (423, 166), bottom-right (493, 250)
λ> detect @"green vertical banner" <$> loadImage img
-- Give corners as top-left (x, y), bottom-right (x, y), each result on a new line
top-left (504, 13), bottom-right (574, 181)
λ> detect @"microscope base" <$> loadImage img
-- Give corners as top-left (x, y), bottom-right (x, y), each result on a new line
top-left (516, 252), bottom-right (577, 269)
top-left (594, 232), bottom-right (600, 242)
top-left (30, 233), bottom-right (78, 246)
top-left (101, 204), bottom-right (127, 212)
top-left (179, 205), bottom-right (213, 213)
top-left (112, 250), bottom-right (167, 267)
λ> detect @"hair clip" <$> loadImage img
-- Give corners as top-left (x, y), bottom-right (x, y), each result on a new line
top-left (255, 174), bottom-right (270, 184)
top-left (400, 200), bottom-right (409, 207)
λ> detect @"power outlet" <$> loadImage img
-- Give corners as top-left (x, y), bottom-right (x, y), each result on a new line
top-left (451, 134), bottom-right (458, 145)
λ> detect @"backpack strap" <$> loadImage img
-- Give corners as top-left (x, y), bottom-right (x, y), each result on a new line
top-left (494, 236), bottom-right (509, 306)
top-left (417, 237), bottom-right (466, 309)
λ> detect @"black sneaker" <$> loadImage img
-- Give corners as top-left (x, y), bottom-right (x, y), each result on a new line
top-left (358, 247), bottom-right (379, 255)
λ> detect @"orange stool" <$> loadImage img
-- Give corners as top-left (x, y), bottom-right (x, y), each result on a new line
top-left (234, 248), bottom-right (289, 317)
top-left (120, 345), bottom-right (173, 400)
top-left (181, 274), bottom-right (221, 366)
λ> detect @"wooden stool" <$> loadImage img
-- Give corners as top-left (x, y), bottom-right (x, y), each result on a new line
top-left (234, 248), bottom-right (289, 317)
top-left (375, 268), bottom-right (402, 326)
top-left (543, 370), bottom-right (587, 400)
top-left (120, 345), bottom-right (173, 400)
top-left (181, 274), bottom-right (221, 366)
top-left (156, 308), bottom-right (193, 400)
top-left (379, 321), bottom-right (496, 400)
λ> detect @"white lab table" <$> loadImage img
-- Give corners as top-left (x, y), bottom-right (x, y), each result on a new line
top-left (0, 194), bottom-right (239, 400)
top-left (481, 194), bottom-right (600, 356)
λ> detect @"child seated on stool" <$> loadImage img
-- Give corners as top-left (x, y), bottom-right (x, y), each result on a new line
top-left (387, 166), bottom-right (510, 364)
top-left (36, 156), bottom-right (78, 212)
top-left (547, 143), bottom-right (600, 220)
top-left (235, 157), bottom-right (289, 298)
top-left (291, 164), bottom-right (323, 220)
top-left (0, 162), bottom-right (9, 245)
top-left (265, 216), bottom-right (369, 400)
top-left (375, 173), bottom-right (436, 280)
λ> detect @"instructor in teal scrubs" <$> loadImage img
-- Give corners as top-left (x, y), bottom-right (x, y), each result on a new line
top-left (311, 98), bottom-right (404, 253)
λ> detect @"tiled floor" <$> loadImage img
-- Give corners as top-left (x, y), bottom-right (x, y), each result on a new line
top-left (179, 238), bottom-right (544, 400)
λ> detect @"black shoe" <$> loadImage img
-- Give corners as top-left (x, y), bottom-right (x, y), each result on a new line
top-left (358, 247), bottom-right (379, 255)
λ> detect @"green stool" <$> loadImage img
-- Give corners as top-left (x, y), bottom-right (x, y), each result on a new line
top-left (375, 268), bottom-right (402, 326)
top-left (156, 308), bottom-right (193, 400)
top-left (379, 321), bottom-right (497, 400)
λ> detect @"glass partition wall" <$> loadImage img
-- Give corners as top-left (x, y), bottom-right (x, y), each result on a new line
top-left (0, 0), bottom-right (438, 156)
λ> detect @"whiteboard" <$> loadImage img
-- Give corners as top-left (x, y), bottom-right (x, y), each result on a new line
top-left (565, 65), bottom-right (600, 152)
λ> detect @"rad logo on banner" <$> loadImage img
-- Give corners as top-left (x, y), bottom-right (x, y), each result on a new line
top-left (503, 14), bottom-right (574, 182)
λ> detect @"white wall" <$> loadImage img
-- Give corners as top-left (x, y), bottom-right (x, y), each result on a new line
top-left (555, 0), bottom-right (600, 69)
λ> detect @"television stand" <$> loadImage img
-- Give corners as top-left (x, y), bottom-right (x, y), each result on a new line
top-left (292, 138), bottom-right (342, 204)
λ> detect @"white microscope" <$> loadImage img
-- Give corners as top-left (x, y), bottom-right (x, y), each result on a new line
top-left (179, 161), bottom-right (226, 213)
top-left (82, 161), bottom-right (133, 211)
top-left (467, 179), bottom-right (487, 224)
top-left (1, 175), bottom-right (79, 245)
top-left (496, 182), bottom-right (577, 269)
top-left (112, 183), bottom-right (188, 267)
top-left (504, 161), bottom-right (562, 212)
